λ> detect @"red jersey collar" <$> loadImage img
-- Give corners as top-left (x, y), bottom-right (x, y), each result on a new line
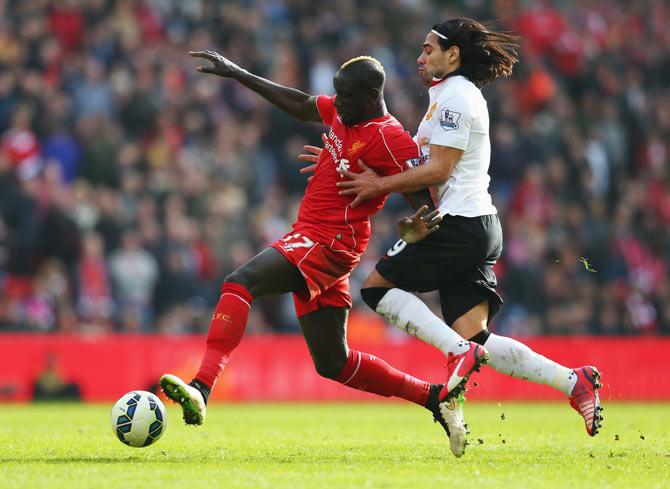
top-left (352, 112), bottom-right (392, 127)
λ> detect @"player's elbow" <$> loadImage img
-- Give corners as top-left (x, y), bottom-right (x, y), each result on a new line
top-left (427, 145), bottom-right (460, 183)
top-left (295, 111), bottom-right (313, 122)
top-left (293, 96), bottom-right (320, 123)
top-left (425, 159), bottom-right (455, 185)
top-left (294, 105), bottom-right (320, 123)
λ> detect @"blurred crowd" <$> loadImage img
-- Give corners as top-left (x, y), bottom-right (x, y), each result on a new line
top-left (0, 0), bottom-right (668, 336)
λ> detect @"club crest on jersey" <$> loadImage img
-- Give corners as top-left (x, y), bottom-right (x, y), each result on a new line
top-left (348, 140), bottom-right (366, 158)
top-left (439, 107), bottom-right (461, 130)
top-left (425, 102), bottom-right (438, 121)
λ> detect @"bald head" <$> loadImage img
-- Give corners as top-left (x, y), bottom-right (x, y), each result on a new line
top-left (337, 56), bottom-right (385, 92)
top-left (332, 56), bottom-right (387, 125)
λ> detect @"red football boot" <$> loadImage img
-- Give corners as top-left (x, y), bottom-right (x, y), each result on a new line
top-left (443, 341), bottom-right (489, 396)
top-left (569, 366), bottom-right (603, 436)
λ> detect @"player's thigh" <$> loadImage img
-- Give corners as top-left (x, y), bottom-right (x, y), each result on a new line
top-left (376, 235), bottom-right (474, 293)
top-left (439, 276), bottom-right (502, 331)
top-left (362, 268), bottom-right (396, 288)
top-left (451, 300), bottom-right (489, 339)
top-left (225, 247), bottom-right (306, 298)
top-left (299, 306), bottom-right (349, 378)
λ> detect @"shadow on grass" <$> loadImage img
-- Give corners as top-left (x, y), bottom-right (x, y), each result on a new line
top-left (0, 456), bottom-right (197, 464)
top-left (0, 451), bottom-right (438, 465)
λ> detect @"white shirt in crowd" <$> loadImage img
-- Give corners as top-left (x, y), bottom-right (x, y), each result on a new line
top-left (414, 74), bottom-right (497, 217)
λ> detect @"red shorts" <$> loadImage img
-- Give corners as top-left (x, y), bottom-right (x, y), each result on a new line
top-left (271, 231), bottom-right (358, 317)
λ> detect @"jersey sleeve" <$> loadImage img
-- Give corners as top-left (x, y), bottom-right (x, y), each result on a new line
top-left (316, 95), bottom-right (336, 125)
top-left (364, 127), bottom-right (420, 177)
top-left (429, 95), bottom-right (473, 150)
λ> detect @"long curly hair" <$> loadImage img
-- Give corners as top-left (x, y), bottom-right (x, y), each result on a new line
top-left (432, 18), bottom-right (521, 88)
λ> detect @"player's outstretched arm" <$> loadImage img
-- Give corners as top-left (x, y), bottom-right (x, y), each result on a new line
top-left (190, 50), bottom-right (321, 123)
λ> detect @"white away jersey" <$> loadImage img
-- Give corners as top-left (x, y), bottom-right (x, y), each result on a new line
top-left (415, 75), bottom-right (497, 217)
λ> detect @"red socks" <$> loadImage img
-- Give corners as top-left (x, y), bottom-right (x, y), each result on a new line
top-left (195, 284), bottom-right (429, 407)
top-left (334, 350), bottom-right (430, 406)
top-left (194, 283), bottom-right (253, 389)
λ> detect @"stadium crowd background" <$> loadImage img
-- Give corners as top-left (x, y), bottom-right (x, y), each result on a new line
top-left (0, 0), bottom-right (668, 337)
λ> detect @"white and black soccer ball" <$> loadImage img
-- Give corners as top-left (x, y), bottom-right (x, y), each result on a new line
top-left (111, 391), bottom-right (167, 448)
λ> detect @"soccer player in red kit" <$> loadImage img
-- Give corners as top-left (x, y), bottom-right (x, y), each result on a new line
top-left (160, 51), bottom-right (487, 444)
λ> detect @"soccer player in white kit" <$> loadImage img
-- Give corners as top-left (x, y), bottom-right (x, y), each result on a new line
top-left (331, 19), bottom-right (603, 455)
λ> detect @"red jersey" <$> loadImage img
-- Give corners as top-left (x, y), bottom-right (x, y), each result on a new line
top-left (293, 95), bottom-right (419, 261)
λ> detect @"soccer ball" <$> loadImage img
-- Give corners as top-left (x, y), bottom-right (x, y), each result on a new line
top-left (111, 391), bottom-right (167, 448)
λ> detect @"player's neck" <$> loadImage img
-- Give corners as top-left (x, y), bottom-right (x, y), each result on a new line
top-left (431, 66), bottom-right (465, 87)
top-left (349, 102), bottom-right (387, 125)
top-left (369, 101), bottom-right (387, 120)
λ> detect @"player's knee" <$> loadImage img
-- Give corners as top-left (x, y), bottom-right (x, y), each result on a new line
top-left (313, 353), bottom-right (348, 379)
top-left (224, 268), bottom-right (254, 289)
top-left (360, 287), bottom-right (390, 312)
top-left (452, 302), bottom-right (490, 340)
top-left (362, 270), bottom-right (394, 289)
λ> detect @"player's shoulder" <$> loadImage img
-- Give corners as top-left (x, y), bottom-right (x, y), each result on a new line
top-left (366, 118), bottom-right (419, 163)
top-left (445, 74), bottom-right (477, 92)
top-left (377, 118), bottom-right (416, 148)
top-left (440, 76), bottom-right (482, 106)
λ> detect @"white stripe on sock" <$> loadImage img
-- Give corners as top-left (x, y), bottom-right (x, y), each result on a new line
top-left (221, 293), bottom-right (251, 309)
top-left (342, 351), bottom-right (362, 385)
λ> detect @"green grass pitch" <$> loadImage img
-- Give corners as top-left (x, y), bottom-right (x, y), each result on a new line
top-left (0, 402), bottom-right (668, 488)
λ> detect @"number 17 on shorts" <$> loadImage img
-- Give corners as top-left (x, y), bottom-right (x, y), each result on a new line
top-left (279, 232), bottom-right (315, 252)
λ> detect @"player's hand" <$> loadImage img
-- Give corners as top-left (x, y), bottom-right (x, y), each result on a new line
top-left (189, 50), bottom-right (244, 78)
top-left (298, 133), bottom-right (327, 182)
top-left (336, 160), bottom-right (382, 208)
top-left (397, 205), bottom-right (441, 243)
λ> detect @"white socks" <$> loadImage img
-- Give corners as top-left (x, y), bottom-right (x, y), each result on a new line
top-left (483, 334), bottom-right (577, 396)
top-left (375, 288), bottom-right (470, 355)
top-left (374, 288), bottom-right (578, 397)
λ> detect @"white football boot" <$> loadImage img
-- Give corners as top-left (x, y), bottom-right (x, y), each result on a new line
top-left (160, 374), bottom-right (207, 425)
top-left (427, 389), bottom-right (468, 457)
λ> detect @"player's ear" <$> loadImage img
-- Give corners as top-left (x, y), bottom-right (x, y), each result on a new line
top-left (369, 87), bottom-right (382, 103)
top-left (448, 45), bottom-right (460, 64)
